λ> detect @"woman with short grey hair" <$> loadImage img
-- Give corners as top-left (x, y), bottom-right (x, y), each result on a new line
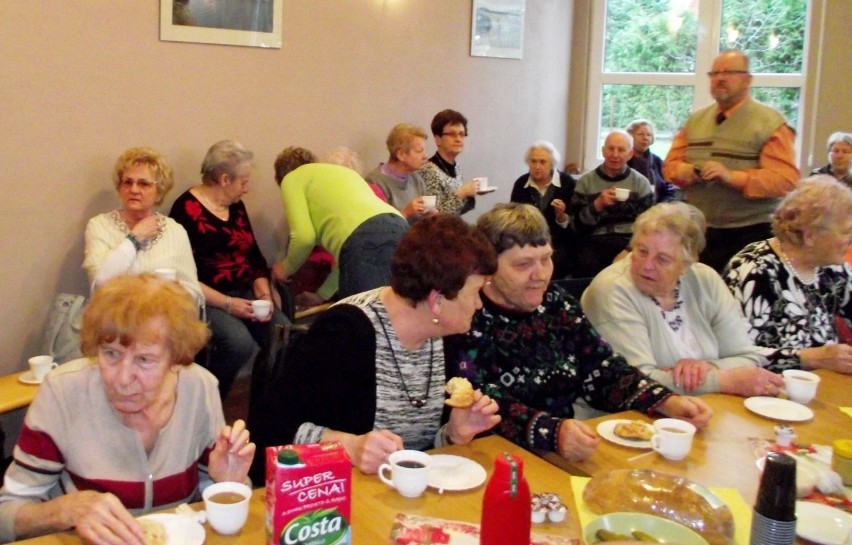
top-left (510, 140), bottom-right (577, 278)
top-left (582, 202), bottom-right (780, 397)
top-left (812, 131), bottom-right (851, 187)
top-left (170, 140), bottom-right (288, 399)
top-left (724, 176), bottom-right (852, 373)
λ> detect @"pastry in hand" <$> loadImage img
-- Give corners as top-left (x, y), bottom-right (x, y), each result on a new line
top-left (444, 377), bottom-right (475, 408)
top-left (613, 420), bottom-right (654, 441)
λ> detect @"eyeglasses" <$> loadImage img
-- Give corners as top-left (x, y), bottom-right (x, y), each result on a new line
top-left (441, 131), bottom-right (467, 139)
top-left (707, 70), bottom-right (749, 77)
top-left (120, 179), bottom-right (156, 190)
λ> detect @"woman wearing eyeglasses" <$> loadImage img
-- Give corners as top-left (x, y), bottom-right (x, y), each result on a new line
top-left (416, 109), bottom-right (481, 215)
top-left (83, 147), bottom-right (202, 304)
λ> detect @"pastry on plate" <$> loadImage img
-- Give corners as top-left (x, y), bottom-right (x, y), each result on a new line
top-left (140, 518), bottom-right (167, 545)
top-left (444, 377), bottom-right (475, 408)
top-left (613, 420), bottom-right (653, 441)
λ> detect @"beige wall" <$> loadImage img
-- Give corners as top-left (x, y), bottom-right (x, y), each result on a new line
top-left (0, 1), bottom-right (573, 450)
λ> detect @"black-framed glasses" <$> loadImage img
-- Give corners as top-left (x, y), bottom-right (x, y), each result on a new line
top-left (707, 70), bottom-right (749, 77)
top-left (441, 131), bottom-right (467, 138)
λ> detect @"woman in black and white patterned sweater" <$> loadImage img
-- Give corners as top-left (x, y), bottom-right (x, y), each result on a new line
top-left (724, 176), bottom-right (852, 374)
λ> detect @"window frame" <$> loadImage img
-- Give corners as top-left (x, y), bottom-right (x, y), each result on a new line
top-left (582, 0), bottom-right (811, 169)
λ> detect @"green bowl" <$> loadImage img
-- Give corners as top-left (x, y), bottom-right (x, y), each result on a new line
top-left (585, 512), bottom-right (710, 544)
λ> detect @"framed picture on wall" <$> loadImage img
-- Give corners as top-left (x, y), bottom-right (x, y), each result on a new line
top-left (470, 0), bottom-right (525, 59)
top-left (160, 0), bottom-right (283, 49)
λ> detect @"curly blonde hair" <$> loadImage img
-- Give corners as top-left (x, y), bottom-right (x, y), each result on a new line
top-left (112, 147), bottom-right (174, 206)
top-left (773, 175), bottom-right (852, 246)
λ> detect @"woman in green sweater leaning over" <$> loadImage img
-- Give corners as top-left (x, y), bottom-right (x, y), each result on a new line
top-left (272, 147), bottom-right (408, 303)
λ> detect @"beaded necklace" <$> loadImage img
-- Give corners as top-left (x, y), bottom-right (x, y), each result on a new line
top-left (775, 240), bottom-right (818, 286)
top-left (650, 281), bottom-right (684, 332)
top-left (372, 304), bottom-right (433, 409)
top-left (111, 210), bottom-right (165, 251)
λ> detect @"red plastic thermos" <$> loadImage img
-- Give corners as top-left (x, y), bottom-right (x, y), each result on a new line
top-left (480, 452), bottom-right (531, 545)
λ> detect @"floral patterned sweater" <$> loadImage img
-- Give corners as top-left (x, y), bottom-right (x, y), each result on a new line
top-left (444, 284), bottom-right (673, 454)
top-left (723, 240), bottom-right (852, 371)
top-left (169, 190), bottom-right (269, 293)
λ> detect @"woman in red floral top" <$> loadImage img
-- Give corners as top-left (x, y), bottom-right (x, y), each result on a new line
top-left (170, 140), bottom-right (287, 398)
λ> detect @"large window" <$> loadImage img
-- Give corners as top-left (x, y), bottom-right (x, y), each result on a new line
top-left (583, 0), bottom-right (809, 168)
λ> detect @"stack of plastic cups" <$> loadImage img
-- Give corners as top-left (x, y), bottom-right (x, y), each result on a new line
top-left (749, 451), bottom-right (797, 545)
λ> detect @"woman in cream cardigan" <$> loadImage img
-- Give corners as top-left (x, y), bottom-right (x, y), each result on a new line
top-left (582, 203), bottom-right (782, 397)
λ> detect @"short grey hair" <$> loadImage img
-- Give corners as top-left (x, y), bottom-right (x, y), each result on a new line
top-left (476, 203), bottom-right (550, 255)
top-left (773, 175), bottom-right (852, 246)
top-left (827, 131), bottom-right (852, 151)
top-left (524, 140), bottom-right (561, 167)
top-left (201, 140), bottom-right (253, 185)
top-left (625, 119), bottom-right (654, 136)
top-left (631, 202), bottom-right (707, 263)
top-left (324, 146), bottom-right (364, 175)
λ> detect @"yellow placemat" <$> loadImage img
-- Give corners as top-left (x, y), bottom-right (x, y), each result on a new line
top-left (840, 406), bottom-right (852, 419)
top-left (570, 476), bottom-right (751, 545)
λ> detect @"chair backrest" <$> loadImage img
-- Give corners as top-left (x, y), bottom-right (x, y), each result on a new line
top-left (248, 322), bottom-right (309, 424)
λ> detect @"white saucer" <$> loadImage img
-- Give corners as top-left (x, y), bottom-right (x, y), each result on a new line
top-left (596, 419), bottom-right (653, 449)
top-left (476, 187), bottom-right (497, 194)
top-left (744, 396), bottom-right (814, 422)
top-left (427, 454), bottom-right (486, 492)
top-left (795, 501), bottom-right (852, 545)
top-left (137, 514), bottom-right (206, 545)
top-left (18, 371), bottom-right (43, 385)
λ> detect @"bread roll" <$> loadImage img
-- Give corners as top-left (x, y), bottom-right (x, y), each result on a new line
top-left (444, 377), bottom-right (475, 408)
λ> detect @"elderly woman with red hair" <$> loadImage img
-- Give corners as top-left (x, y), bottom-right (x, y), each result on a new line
top-left (0, 274), bottom-right (254, 544)
top-left (252, 215), bottom-right (501, 478)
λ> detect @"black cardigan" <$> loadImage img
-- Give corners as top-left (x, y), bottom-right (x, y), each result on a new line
top-left (249, 304), bottom-right (378, 483)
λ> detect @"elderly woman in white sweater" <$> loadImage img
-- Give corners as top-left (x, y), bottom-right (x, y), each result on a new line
top-left (582, 202), bottom-right (782, 397)
top-left (83, 147), bottom-right (202, 305)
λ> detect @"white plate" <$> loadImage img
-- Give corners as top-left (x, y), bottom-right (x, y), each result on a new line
top-left (476, 187), bottom-right (497, 194)
top-left (137, 514), bottom-right (206, 545)
top-left (795, 501), bottom-right (852, 545)
top-left (427, 454), bottom-right (486, 492)
top-left (18, 371), bottom-right (42, 385)
top-left (744, 396), bottom-right (814, 422)
top-left (596, 419), bottom-right (654, 449)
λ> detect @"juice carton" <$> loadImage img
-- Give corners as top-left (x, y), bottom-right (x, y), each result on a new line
top-left (266, 442), bottom-right (352, 545)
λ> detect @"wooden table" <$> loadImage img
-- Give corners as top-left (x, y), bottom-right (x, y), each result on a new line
top-left (12, 435), bottom-right (581, 544)
top-left (541, 369), bottom-right (851, 544)
top-left (0, 372), bottom-right (38, 415)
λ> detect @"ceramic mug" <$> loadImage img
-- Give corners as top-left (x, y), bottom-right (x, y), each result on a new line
top-left (378, 450), bottom-right (431, 498)
top-left (251, 300), bottom-right (272, 320)
top-left (782, 369), bottom-right (820, 404)
top-left (203, 481), bottom-right (251, 535)
top-left (650, 418), bottom-right (696, 461)
top-left (28, 355), bottom-right (58, 381)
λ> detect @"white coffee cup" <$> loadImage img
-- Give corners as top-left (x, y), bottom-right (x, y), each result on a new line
top-left (153, 268), bottom-right (177, 281)
top-left (202, 481), bottom-right (251, 535)
top-left (378, 450), bottom-right (431, 498)
top-left (782, 369), bottom-right (820, 404)
top-left (28, 355), bottom-right (58, 381)
top-left (614, 187), bottom-right (630, 201)
top-left (251, 299), bottom-right (272, 319)
top-left (650, 418), bottom-right (696, 461)
top-left (422, 195), bottom-right (437, 212)
top-left (475, 177), bottom-right (490, 191)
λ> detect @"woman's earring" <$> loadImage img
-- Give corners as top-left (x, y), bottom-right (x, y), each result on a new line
top-left (432, 317), bottom-right (439, 324)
